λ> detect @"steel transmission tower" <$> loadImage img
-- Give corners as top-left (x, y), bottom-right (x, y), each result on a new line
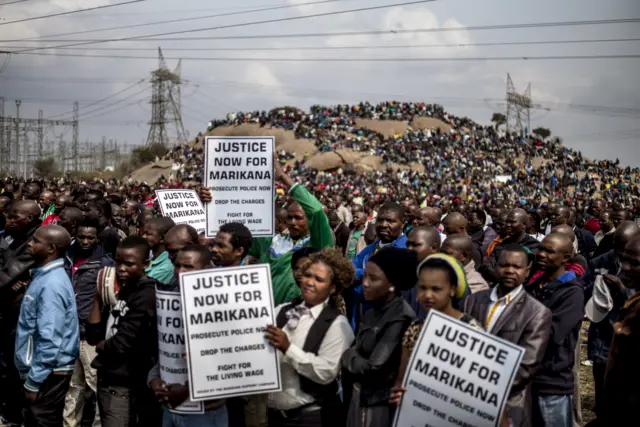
top-left (146, 47), bottom-right (186, 146)
top-left (505, 73), bottom-right (533, 136)
top-left (0, 98), bottom-right (79, 178)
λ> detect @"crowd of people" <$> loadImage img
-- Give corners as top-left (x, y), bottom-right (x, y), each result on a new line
top-left (0, 100), bottom-right (637, 427)
top-left (187, 102), bottom-right (640, 204)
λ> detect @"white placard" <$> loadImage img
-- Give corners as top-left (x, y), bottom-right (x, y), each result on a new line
top-left (155, 190), bottom-right (206, 234)
top-left (180, 264), bottom-right (281, 401)
top-left (156, 290), bottom-right (204, 414)
top-left (393, 311), bottom-right (524, 427)
top-left (204, 136), bottom-right (275, 238)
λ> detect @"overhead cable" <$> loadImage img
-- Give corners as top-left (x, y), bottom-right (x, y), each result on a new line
top-left (13, 52), bottom-right (640, 61)
top-left (4, 17), bottom-right (638, 44)
top-left (3, 37), bottom-right (639, 51)
top-left (0, 0), bottom-right (144, 26)
top-left (9, 0), bottom-right (438, 52)
top-left (10, 0), bottom-right (358, 41)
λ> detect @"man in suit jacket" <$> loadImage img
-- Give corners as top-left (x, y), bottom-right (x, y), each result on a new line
top-left (465, 244), bottom-right (552, 427)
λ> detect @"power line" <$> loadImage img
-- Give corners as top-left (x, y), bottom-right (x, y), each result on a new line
top-left (49, 86), bottom-right (149, 121)
top-left (74, 86), bottom-right (149, 120)
top-left (0, 0), bottom-right (144, 26)
top-left (0, 0), bottom-right (29, 6)
top-left (77, 96), bottom-right (149, 122)
top-left (4, 17), bottom-right (639, 44)
top-left (3, 36), bottom-right (640, 51)
top-left (10, 0), bottom-right (358, 42)
top-left (10, 0), bottom-right (438, 52)
top-left (45, 79), bottom-right (147, 119)
top-left (13, 52), bottom-right (640, 61)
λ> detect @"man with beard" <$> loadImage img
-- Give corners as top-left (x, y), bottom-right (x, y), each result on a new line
top-left (464, 245), bottom-right (551, 427)
top-left (526, 233), bottom-right (584, 427)
top-left (63, 218), bottom-right (115, 427)
top-left (210, 222), bottom-right (253, 268)
top-left (16, 225), bottom-right (78, 427)
top-left (0, 200), bottom-right (42, 425)
top-left (481, 208), bottom-right (541, 283)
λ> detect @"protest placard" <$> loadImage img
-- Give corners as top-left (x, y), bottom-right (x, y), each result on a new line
top-left (180, 264), bottom-right (281, 401)
top-left (393, 310), bottom-right (524, 427)
top-left (204, 136), bottom-right (275, 238)
top-left (156, 290), bottom-right (204, 414)
top-left (155, 189), bottom-right (206, 234)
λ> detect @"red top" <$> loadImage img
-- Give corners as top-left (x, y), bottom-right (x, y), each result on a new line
top-left (42, 215), bottom-right (59, 226)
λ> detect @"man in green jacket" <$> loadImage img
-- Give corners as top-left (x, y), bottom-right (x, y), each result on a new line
top-left (199, 156), bottom-right (334, 305)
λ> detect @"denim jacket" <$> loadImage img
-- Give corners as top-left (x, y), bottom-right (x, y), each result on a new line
top-left (15, 258), bottom-right (80, 392)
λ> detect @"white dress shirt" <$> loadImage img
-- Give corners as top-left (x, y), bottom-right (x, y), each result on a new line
top-left (484, 285), bottom-right (523, 333)
top-left (267, 299), bottom-right (354, 411)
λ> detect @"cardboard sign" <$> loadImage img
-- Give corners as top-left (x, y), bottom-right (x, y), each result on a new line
top-left (180, 264), bottom-right (281, 401)
top-left (156, 290), bottom-right (204, 414)
top-left (204, 136), bottom-right (275, 238)
top-left (155, 189), bottom-right (206, 234)
top-left (393, 311), bottom-right (524, 427)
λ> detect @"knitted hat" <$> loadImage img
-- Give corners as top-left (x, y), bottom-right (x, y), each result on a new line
top-left (368, 247), bottom-right (419, 292)
top-left (417, 253), bottom-right (470, 302)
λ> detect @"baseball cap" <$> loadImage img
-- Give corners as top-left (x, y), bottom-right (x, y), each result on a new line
top-left (585, 275), bottom-right (614, 323)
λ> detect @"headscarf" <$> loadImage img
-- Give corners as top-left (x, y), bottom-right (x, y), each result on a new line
top-left (417, 253), bottom-right (470, 303)
top-left (368, 247), bottom-right (419, 292)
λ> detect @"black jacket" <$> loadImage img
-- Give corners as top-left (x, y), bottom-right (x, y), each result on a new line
top-left (526, 273), bottom-right (584, 395)
top-left (334, 223), bottom-right (351, 254)
top-left (594, 232), bottom-right (614, 259)
top-left (469, 229), bottom-right (486, 267)
top-left (575, 227), bottom-right (597, 260)
top-left (480, 234), bottom-right (542, 283)
top-left (341, 296), bottom-right (415, 406)
top-left (87, 276), bottom-right (158, 388)
top-left (64, 244), bottom-right (115, 340)
top-left (0, 223), bottom-right (40, 321)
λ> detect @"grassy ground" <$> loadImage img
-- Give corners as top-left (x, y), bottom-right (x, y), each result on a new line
top-left (580, 322), bottom-right (596, 425)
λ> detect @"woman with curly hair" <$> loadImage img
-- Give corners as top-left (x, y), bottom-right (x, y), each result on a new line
top-left (265, 248), bottom-right (356, 427)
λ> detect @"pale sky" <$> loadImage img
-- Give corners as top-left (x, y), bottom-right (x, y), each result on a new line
top-left (1, 0), bottom-right (639, 163)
